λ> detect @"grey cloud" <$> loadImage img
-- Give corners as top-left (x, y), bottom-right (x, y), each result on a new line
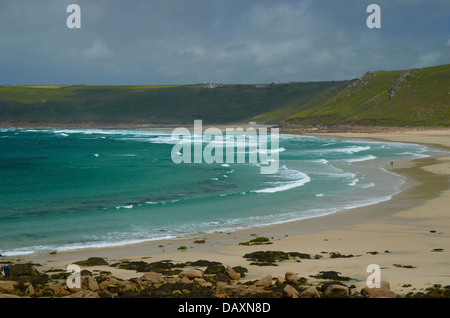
top-left (0, 0), bottom-right (448, 85)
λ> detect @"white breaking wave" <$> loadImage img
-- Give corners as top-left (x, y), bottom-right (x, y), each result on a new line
top-left (348, 178), bottom-right (359, 186)
top-left (313, 159), bottom-right (329, 164)
top-left (252, 169), bottom-right (311, 194)
top-left (397, 152), bottom-right (430, 158)
top-left (325, 146), bottom-right (371, 154)
top-left (345, 155), bottom-right (377, 163)
top-left (306, 145), bottom-right (371, 155)
top-left (116, 204), bottom-right (133, 209)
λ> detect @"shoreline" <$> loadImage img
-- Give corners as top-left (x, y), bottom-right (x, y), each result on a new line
top-left (1, 128), bottom-right (450, 296)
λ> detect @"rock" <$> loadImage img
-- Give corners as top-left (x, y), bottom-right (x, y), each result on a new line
top-left (0, 281), bottom-right (18, 293)
top-left (200, 281), bottom-right (213, 288)
top-left (59, 289), bottom-right (72, 296)
top-left (300, 286), bottom-right (321, 298)
top-left (118, 280), bottom-right (135, 292)
top-left (283, 285), bottom-right (299, 298)
top-left (194, 278), bottom-right (206, 283)
top-left (426, 289), bottom-right (446, 298)
top-left (370, 289), bottom-right (397, 298)
top-left (361, 280), bottom-right (391, 297)
top-left (285, 271), bottom-right (300, 284)
top-left (225, 266), bottom-right (241, 280)
top-left (216, 282), bottom-right (267, 297)
top-left (232, 266), bottom-right (248, 278)
top-left (275, 276), bottom-right (286, 286)
top-left (98, 276), bottom-right (121, 291)
top-left (140, 272), bottom-right (164, 284)
top-left (9, 264), bottom-right (49, 286)
top-left (254, 275), bottom-right (273, 287)
top-left (204, 263), bottom-right (225, 274)
top-left (243, 251), bottom-right (310, 263)
top-left (81, 276), bottom-right (99, 292)
top-left (324, 284), bottom-right (349, 298)
top-left (179, 269), bottom-right (203, 280)
top-left (313, 271), bottom-right (350, 281)
top-left (74, 257), bottom-right (109, 266)
top-left (48, 283), bottom-right (65, 295)
top-left (23, 282), bottom-right (35, 296)
top-left (180, 276), bottom-right (192, 284)
top-left (64, 290), bottom-right (100, 298)
top-left (165, 277), bottom-right (180, 284)
top-left (0, 294), bottom-right (23, 298)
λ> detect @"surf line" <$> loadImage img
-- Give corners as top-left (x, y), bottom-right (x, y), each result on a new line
top-left (170, 120), bottom-right (279, 174)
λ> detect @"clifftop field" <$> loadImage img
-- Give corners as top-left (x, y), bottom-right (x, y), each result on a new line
top-left (0, 64), bottom-right (448, 128)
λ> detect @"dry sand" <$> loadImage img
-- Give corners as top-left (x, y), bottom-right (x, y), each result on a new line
top-left (5, 129), bottom-right (450, 295)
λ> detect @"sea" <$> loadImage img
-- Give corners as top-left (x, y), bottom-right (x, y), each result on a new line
top-left (0, 128), bottom-right (444, 256)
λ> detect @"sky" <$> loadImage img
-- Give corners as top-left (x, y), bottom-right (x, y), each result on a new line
top-left (0, 0), bottom-right (449, 85)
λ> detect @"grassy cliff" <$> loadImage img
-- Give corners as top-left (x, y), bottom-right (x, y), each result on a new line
top-left (283, 64), bottom-right (450, 127)
top-left (0, 82), bottom-right (345, 126)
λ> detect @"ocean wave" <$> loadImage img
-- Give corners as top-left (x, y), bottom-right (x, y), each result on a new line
top-left (116, 204), bottom-right (133, 209)
top-left (252, 169), bottom-right (311, 194)
top-left (348, 178), bottom-right (359, 186)
top-left (0, 234), bottom-right (178, 257)
top-left (397, 152), bottom-right (430, 158)
top-left (325, 146), bottom-right (371, 154)
top-left (344, 155), bottom-right (377, 163)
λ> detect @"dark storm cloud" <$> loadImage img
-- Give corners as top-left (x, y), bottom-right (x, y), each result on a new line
top-left (0, 0), bottom-right (448, 84)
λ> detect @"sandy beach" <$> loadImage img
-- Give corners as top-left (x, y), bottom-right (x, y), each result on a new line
top-left (2, 128), bottom-right (450, 296)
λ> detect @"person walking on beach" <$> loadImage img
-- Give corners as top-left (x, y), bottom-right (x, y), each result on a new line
top-left (0, 265), bottom-right (10, 278)
top-left (3, 265), bottom-right (10, 278)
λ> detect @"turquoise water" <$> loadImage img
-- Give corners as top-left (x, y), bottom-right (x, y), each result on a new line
top-left (0, 128), bottom-right (444, 256)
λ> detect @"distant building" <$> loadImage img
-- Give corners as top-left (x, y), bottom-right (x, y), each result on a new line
top-left (203, 82), bottom-right (218, 88)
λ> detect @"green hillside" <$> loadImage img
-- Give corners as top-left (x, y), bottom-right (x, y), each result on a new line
top-left (0, 82), bottom-right (345, 126)
top-left (283, 64), bottom-right (450, 127)
top-left (1, 64), bottom-right (448, 128)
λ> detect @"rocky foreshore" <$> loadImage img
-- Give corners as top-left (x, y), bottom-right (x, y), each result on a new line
top-left (0, 256), bottom-right (449, 299)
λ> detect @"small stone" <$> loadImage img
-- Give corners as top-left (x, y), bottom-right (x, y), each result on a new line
top-left (324, 284), bottom-right (349, 298)
top-left (361, 280), bottom-right (391, 297)
top-left (300, 286), bottom-right (321, 298)
top-left (81, 276), bottom-right (99, 292)
top-left (275, 276), bottom-right (286, 286)
top-left (0, 281), bottom-right (17, 293)
top-left (59, 290), bottom-right (72, 296)
top-left (370, 289), bottom-right (397, 298)
top-left (285, 271), bottom-right (300, 284)
top-left (254, 275), bottom-right (273, 287)
top-left (23, 282), bottom-right (34, 296)
top-left (140, 272), bottom-right (164, 284)
top-left (179, 269), bottom-right (203, 279)
top-left (283, 285), bottom-right (299, 298)
top-left (225, 265), bottom-right (241, 280)
top-left (180, 276), bottom-right (192, 284)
